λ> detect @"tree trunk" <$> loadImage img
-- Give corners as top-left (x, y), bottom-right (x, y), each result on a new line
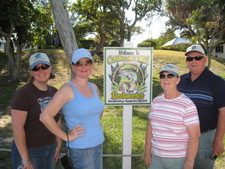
top-left (95, 39), bottom-right (105, 55)
top-left (50, 0), bottom-right (79, 79)
top-left (12, 41), bottom-right (23, 81)
top-left (119, 12), bottom-right (126, 47)
top-left (95, 25), bottom-right (106, 54)
top-left (50, 0), bottom-right (78, 63)
top-left (206, 46), bottom-right (216, 69)
top-left (1, 24), bottom-right (15, 80)
top-left (6, 39), bottom-right (16, 80)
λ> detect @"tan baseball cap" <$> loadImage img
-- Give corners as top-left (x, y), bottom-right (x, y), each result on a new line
top-left (185, 44), bottom-right (205, 56)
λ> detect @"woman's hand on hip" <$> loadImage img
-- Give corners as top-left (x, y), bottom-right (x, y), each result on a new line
top-left (68, 124), bottom-right (86, 141)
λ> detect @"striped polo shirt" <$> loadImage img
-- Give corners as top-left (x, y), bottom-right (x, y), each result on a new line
top-left (149, 94), bottom-right (199, 158)
top-left (178, 67), bottom-right (225, 132)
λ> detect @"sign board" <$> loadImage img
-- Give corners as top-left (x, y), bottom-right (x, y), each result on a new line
top-left (104, 47), bottom-right (153, 105)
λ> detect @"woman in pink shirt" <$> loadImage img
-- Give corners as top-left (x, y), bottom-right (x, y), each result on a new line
top-left (144, 64), bottom-right (200, 169)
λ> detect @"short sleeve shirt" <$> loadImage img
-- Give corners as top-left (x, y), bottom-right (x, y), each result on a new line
top-left (11, 83), bottom-right (60, 148)
top-left (149, 94), bottom-right (199, 158)
top-left (178, 67), bottom-right (225, 132)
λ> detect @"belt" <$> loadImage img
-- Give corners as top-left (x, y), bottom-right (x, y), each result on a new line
top-left (201, 128), bottom-right (216, 133)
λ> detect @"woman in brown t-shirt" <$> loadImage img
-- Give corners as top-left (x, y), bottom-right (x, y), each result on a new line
top-left (11, 53), bottom-right (61, 169)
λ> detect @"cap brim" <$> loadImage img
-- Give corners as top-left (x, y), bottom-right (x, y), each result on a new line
top-left (30, 61), bottom-right (51, 69)
top-left (185, 51), bottom-right (205, 56)
top-left (159, 70), bottom-right (178, 76)
top-left (72, 56), bottom-right (93, 64)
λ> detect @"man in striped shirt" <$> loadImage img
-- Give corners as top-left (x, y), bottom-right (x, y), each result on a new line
top-left (145, 64), bottom-right (200, 169)
top-left (178, 44), bottom-right (225, 169)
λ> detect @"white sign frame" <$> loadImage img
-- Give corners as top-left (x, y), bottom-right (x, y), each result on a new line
top-left (104, 47), bottom-right (153, 106)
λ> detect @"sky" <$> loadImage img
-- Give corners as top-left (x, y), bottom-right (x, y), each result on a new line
top-left (130, 15), bottom-right (169, 47)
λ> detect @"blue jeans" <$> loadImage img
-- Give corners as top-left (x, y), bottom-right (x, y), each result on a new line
top-left (11, 141), bottom-right (55, 169)
top-left (194, 129), bottom-right (216, 169)
top-left (69, 144), bottom-right (103, 169)
top-left (148, 154), bottom-right (185, 169)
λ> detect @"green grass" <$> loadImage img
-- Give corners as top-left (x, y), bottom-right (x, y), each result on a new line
top-left (1, 49), bottom-right (225, 169)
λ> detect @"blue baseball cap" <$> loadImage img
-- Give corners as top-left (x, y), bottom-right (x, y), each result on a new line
top-left (159, 64), bottom-right (179, 76)
top-left (72, 48), bottom-right (93, 64)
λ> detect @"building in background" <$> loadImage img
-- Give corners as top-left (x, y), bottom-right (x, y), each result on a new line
top-left (162, 37), bottom-right (191, 47)
top-left (0, 37), bottom-right (37, 51)
top-left (212, 43), bottom-right (225, 59)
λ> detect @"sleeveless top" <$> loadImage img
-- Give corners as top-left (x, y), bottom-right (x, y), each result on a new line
top-left (62, 81), bottom-right (105, 149)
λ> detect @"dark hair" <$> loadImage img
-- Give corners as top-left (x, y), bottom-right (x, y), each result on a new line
top-left (49, 72), bottom-right (55, 79)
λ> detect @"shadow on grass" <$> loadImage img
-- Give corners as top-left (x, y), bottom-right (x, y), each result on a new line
top-left (0, 52), bottom-right (17, 112)
top-left (0, 76), bottom-right (20, 112)
top-left (0, 119), bottom-right (13, 169)
top-left (212, 56), bottom-right (225, 66)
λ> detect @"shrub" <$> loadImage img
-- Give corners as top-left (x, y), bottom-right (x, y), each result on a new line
top-left (108, 40), bottom-right (120, 47)
top-left (137, 39), bottom-right (157, 48)
top-left (79, 39), bottom-right (95, 49)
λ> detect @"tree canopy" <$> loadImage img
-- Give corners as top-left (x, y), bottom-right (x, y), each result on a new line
top-left (0, 0), bottom-right (55, 80)
top-left (72, 0), bottom-right (163, 52)
top-left (165, 0), bottom-right (225, 67)
top-left (1, 0), bottom-right (225, 80)
top-left (0, 0), bottom-right (39, 80)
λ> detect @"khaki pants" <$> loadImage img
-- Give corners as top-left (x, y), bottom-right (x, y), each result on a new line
top-left (194, 129), bottom-right (216, 169)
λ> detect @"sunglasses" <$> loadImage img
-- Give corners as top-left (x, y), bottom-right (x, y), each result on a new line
top-left (186, 56), bottom-right (204, 62)
top-left (159, 73), bottom-right (176, 79)
top-left (32, 64), bottom-right (50, 71)
top-left (73, 60), bottom-right (93, 67)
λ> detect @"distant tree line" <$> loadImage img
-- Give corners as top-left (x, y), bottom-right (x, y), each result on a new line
top-left (0, 0), bottom-right (224, 80)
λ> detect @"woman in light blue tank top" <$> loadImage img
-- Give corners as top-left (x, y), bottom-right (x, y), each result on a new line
top-left (40, 48), bottom-right (105, 169)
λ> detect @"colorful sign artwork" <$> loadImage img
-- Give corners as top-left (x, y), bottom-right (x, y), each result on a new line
top-left (104, 47), bottom-right (153, 105)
